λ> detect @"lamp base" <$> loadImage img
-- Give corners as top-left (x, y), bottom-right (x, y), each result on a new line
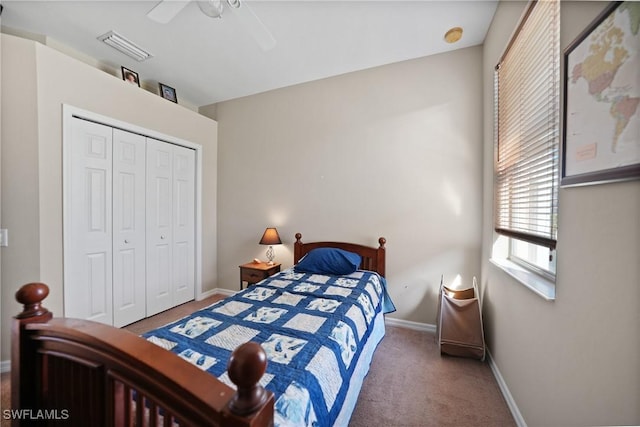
top-left (265, 246), bottom-right (275, 264)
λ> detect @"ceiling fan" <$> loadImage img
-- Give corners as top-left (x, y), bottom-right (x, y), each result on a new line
top-left (147, 0), bottom-right (276, 51)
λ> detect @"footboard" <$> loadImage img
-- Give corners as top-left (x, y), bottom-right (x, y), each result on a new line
top-left (11, 282), bottom-right (274, 427)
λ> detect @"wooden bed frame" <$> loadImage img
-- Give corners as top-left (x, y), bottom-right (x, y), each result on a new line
top-left (11, 233), bottom-right (386, 426)
top-left (294, 233), bottom-right (386, 277)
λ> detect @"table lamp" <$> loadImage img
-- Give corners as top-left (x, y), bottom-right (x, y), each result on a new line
top-left (259, 227), bottom-right (282, 265)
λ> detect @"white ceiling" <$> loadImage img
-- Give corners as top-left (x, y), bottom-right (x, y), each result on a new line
top-left (0, 0), bottom-right (498, 107)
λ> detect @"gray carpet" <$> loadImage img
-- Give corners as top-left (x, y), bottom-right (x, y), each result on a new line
top-left (1, 296), bottom-right (515, 426)
top-left (350, 326), bottom-right (515, 427)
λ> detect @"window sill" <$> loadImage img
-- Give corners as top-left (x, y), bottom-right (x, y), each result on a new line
top-left (490, 258), bottom-right (556, 301)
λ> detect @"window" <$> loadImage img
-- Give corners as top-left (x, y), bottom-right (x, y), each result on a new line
top-left (510, 239), bottom-right (556, 279)
top-left (494, 0), bottom-right (560, 280)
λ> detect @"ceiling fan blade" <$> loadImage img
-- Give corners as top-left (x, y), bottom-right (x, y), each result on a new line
top-left (147, 0), bottom-right (191, 24)
top-left (229, 0), bottom-right (276, 51)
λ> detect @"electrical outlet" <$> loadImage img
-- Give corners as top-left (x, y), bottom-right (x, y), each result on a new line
top-left (0, 229), bottom-right (8, 247)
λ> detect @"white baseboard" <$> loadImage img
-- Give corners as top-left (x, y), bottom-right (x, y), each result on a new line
top-left (486, 349), bottom-right (527, 427)
top-left (384, 317), bottom-right (436, 333)
top-left (1, 360), bottom-right (10, 373)
top-left (197, 287), bottom-right (236, 300)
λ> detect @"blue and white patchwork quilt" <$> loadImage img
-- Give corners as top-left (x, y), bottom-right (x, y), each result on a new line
top-left (143, 268), bottom-right (395, 427)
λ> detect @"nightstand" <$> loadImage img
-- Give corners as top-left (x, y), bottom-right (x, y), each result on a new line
top-left (239, 262), bottom-right (281, 290)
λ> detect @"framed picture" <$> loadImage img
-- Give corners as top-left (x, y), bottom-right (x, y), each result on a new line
top-left (121, 66), bottom-right (140, 87)
top-left (159, 83), bottom-right (178, 103)
top-left (562, 1), bottom-right (640, 187)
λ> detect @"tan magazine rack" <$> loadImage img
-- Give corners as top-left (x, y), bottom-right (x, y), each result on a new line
top-left (436, 276), bottom-right (486, 360)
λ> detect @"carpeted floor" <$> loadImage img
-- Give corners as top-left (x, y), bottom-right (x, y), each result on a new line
top-left (0, 372), bottom-right (8, 427)
top-left (350, 326), bottom-right (515, 427)
top-left (1, 294), bottom-right (515, 426)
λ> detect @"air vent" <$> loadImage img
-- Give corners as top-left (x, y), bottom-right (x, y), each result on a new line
top-left (97, 30), bottom-right (153, 62)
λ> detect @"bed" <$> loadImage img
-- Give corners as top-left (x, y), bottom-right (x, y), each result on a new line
top-left (11, 233), bottom-right (393, 426)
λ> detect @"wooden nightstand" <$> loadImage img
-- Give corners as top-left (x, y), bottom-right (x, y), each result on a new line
top-left (239, 262), bottom-right (281, 290)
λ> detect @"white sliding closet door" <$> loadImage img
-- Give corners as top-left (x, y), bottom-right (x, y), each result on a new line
top-left (146, 139), bottom-right (195, 315)
top-left (112, 129), bottom-right (146, 327)
top-left (66, 118), bottom-right (113, 325)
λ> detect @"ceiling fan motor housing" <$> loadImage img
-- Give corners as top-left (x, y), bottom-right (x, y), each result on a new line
top-left (197, 0), bottom-right (224, 18)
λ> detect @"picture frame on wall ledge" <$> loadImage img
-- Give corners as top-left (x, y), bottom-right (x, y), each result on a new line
top-left (159, 83), bottom-right (178, 103)
top-left (561, 1), bottom-right (640, 187)
top-left (121, 66), bottom-right (140, 87)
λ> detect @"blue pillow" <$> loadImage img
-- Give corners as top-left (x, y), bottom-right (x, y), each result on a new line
top-left (295, 248), bottom-right (362, 275)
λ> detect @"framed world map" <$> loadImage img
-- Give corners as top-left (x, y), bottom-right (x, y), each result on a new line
top-left (562, 1), bottom-right (640, 187)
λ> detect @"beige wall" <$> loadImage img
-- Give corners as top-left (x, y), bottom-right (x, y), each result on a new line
top-left (0, 36), bottom-right (42, 365)
top-left (1, 25), bottom-right (200, 112)
top-left (481, 2), bottom-right (640, 425)
top-left (0, 34), bottom-right (219, 361)
top-left (204, 46), bottom-right (484, 324)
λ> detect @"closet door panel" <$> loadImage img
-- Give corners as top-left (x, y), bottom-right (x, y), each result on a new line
top-left (172, 146), bottom-right (195, 305)
top-left (66, 118), bottom-right (113, 325)
top-left (112, 129), bottom-right (146, 327)
top-left (146, 138), bottom-right (174, 316)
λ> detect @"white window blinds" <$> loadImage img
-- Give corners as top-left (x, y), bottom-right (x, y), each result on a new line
top-left (494, 0), bottom-right (560, 249)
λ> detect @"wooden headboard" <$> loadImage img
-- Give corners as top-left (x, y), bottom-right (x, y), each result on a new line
top-left (293, 233), bottom-right (386, 277)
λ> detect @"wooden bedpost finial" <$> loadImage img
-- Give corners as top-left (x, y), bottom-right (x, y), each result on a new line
top-left (15, 282), bottom-right (50, 319)
top-left (378, 237), bottom-right (386, 248)
top-left (227, 342), bottom-right (269, 415)
top-left (295, 233), bottom-right (302, 243)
